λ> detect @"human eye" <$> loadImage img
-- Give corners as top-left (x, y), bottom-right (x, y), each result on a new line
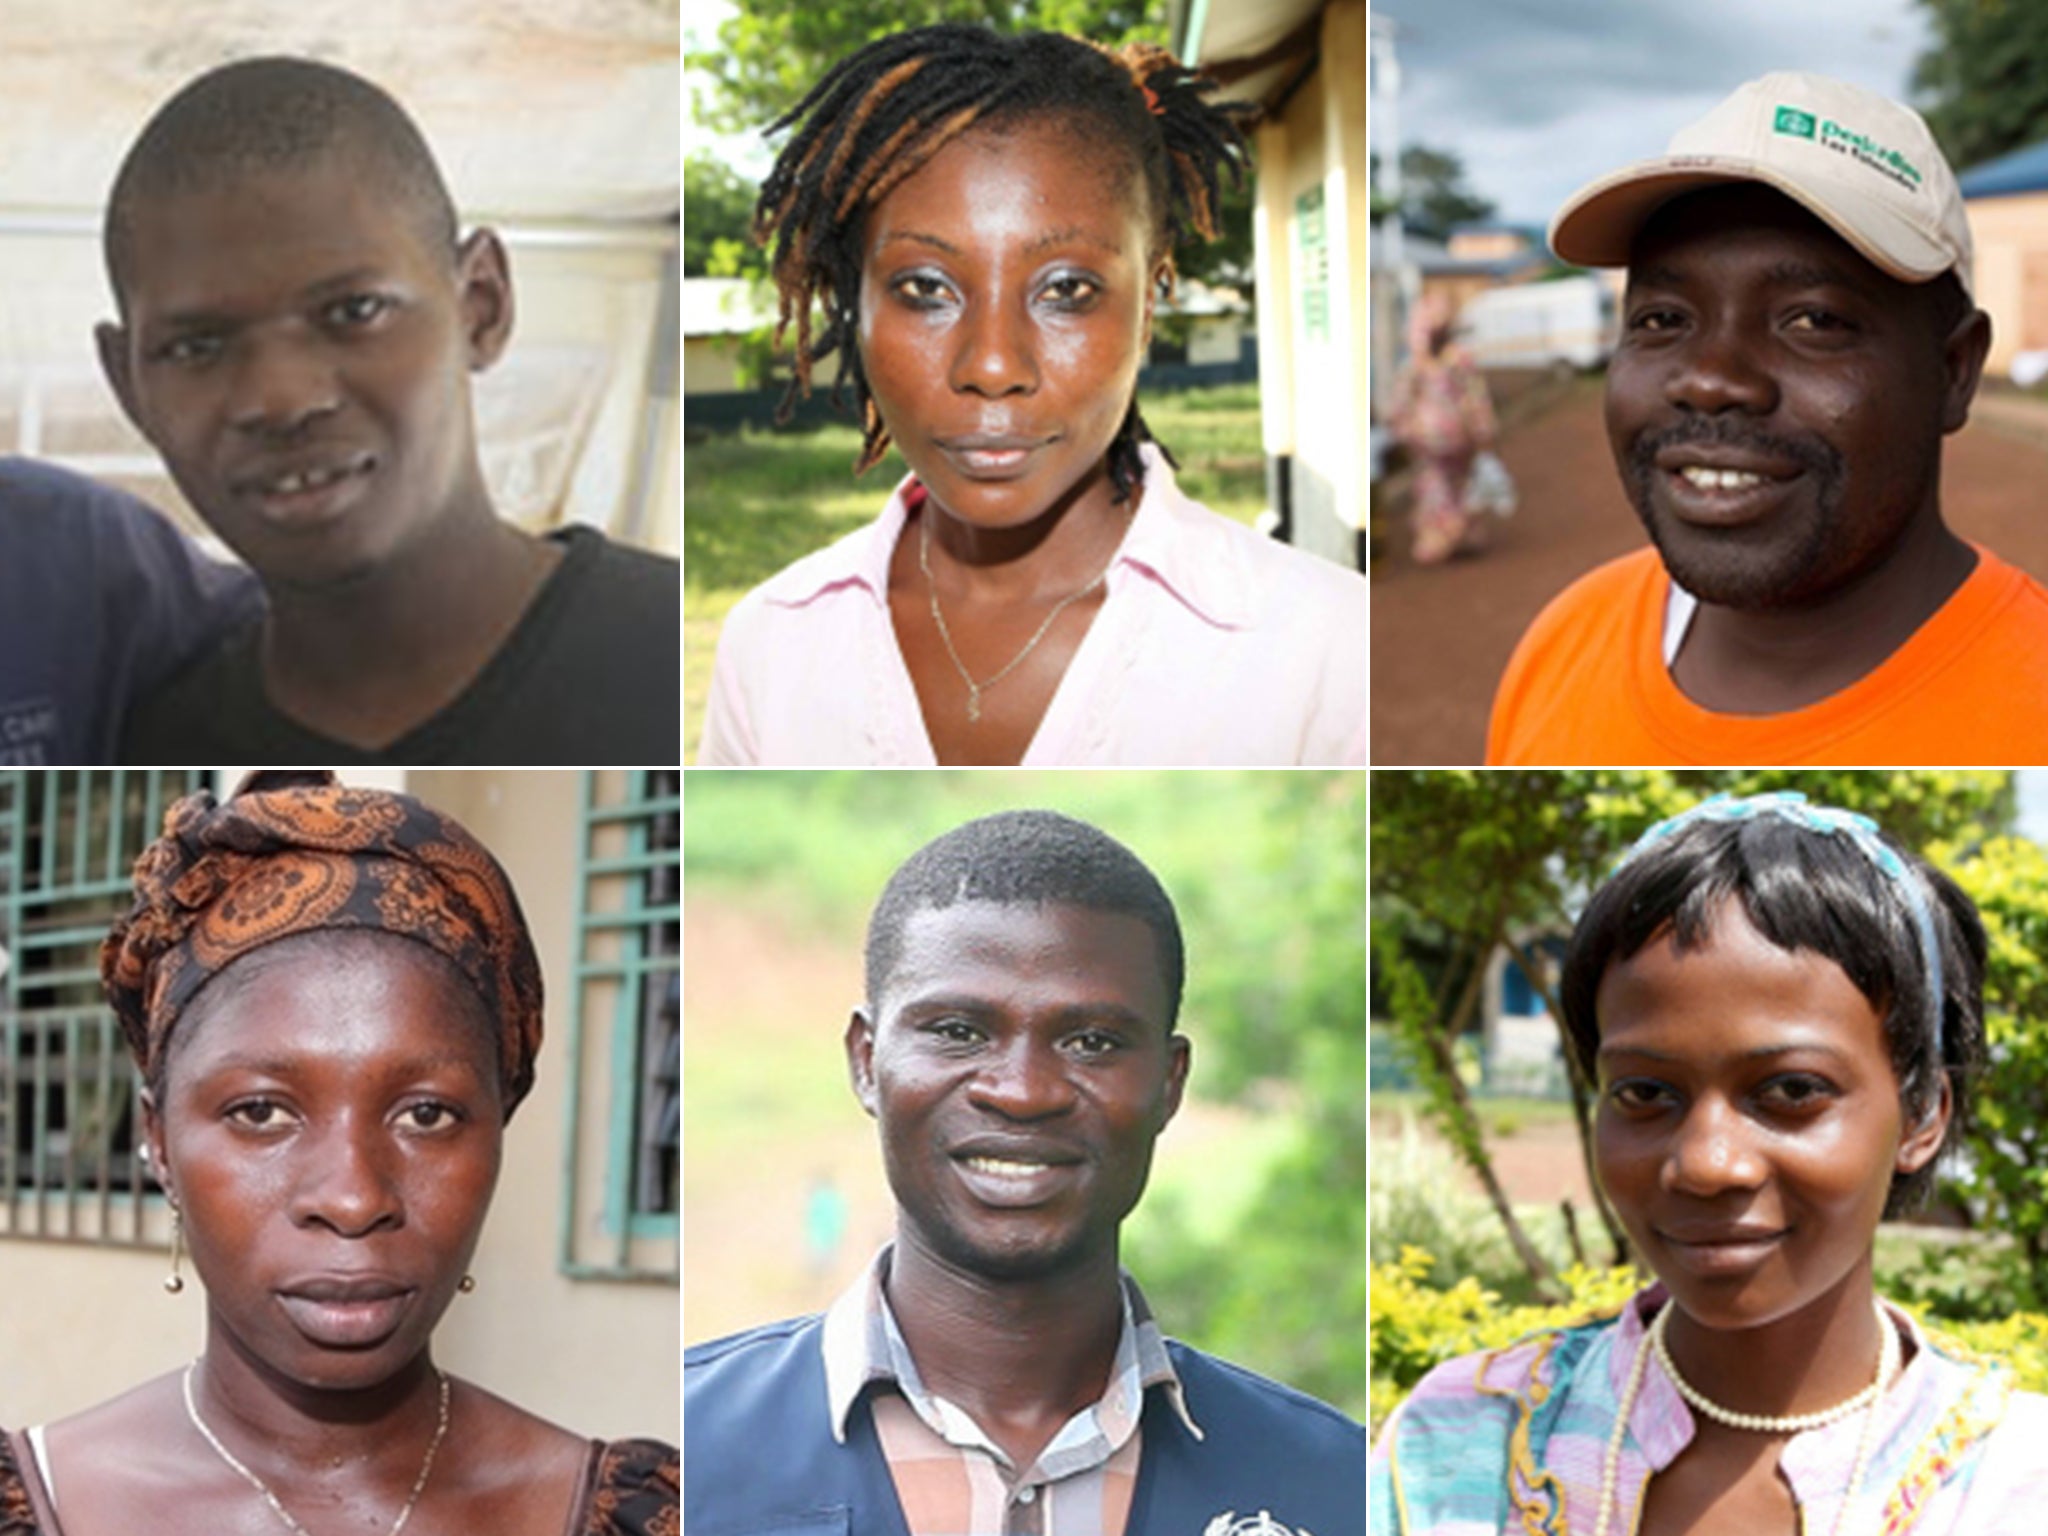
top-left (890, 272), bottom-right (955, 310)
top-left (323, 292), bottom-right (393, 329)
top-left (1039, 273), bottom-right (1103, 310)
top-left (1606, 1077), bottom-right (1675, 1114)
top-left (397, 1099), bottom-right (466, 1133)
top-left (1756, 1073), bottom-right (1839, 1113)
top-left (1063, 1028), bottom-right (1125, 1060)
top-left (920, 1015), bottom-right (985, 1049)
top-left (155, 332), bottom-right (225, 368)
top-left (223, 1096), bottom-right (297, 1132)
top-left (1625, 306), bottom-right (1685, 336)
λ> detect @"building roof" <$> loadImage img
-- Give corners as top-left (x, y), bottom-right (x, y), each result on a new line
top-left (682, 277), bottom-right (778, 338)
top-left (1959, 138), bottom-right (2048, 201)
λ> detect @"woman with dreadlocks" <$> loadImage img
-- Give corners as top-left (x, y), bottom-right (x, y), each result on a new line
top-left (696, 24), bottom-right (1369, 766)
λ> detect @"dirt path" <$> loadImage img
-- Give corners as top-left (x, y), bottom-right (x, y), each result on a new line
top-left (1370, 383), bottom-right (2048, 766)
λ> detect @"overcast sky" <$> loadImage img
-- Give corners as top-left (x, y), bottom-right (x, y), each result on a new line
top-left (1373, 0), bottom-right (1936, 233)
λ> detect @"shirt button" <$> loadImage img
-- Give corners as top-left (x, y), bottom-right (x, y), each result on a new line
top-left (1017, 1486), bottom-right (1038, 1505)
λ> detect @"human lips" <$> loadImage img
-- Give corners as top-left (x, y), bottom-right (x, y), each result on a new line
top-left (232, 448), bottom-right (378, 529)
top-left (275, 1273), bottom-right (418, 1348)
top-left (933, 432), bottom-right (1056, 481)
top-left (947, 1136), bottom-right (1086, 1207)
top-left (1655, 1222), bottom-right (1791, 1276)
top-left (1652, 447), bottom-right (1804, 526)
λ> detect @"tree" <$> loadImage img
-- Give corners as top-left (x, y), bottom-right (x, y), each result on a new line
top-left (1371, 770), bottom-right (2017, 1296)
top-left (684, 155), bottom-right (765, 279)
top-left (686, 1), bottom-right (1251, 291)
top-left (1912, 0), bottom-right (2048, 172)
top-left (1371, 144), bottom-right (1496, 241)
top-left (688, 0), bottom-right (1166, 135)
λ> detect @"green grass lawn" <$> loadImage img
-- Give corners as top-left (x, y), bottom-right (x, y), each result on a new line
top-left (683, 381), bottom-right (1267, 758)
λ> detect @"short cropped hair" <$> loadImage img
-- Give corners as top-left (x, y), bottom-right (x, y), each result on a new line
top-left (104, 56), bottom-right (460, 309)
top-left (1559, 814), bottom-right (1985, 1216)
top-left (864, 810), bottom-right (1185, 1025)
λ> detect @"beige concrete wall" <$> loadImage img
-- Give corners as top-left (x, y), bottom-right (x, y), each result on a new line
top-left (0, 770), bottom-right (678, 1445)
top-left (1967, 191), bottom-right (2048, 371)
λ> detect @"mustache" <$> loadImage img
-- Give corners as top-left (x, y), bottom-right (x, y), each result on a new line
top-left (1625, 414), bottom-right (1844, 486)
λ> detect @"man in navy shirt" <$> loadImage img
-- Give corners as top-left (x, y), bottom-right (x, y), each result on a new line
top-left (0, 457), bottom-right (256, 764)
top-left (687, 811), bottom-right (1365, 1536)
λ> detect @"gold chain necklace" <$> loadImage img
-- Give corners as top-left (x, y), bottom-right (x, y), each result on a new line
top-left (182, 1361), bottom-right (451, 1536)
top-left (918, 505), bottom-right (1124, 723)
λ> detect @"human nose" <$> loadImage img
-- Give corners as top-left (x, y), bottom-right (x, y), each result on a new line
top-left (968, 1037), bottom-right (1076, 1120)
top-left (949, 295), bottom-right (1038, 398)
top-left (1664, 320), bottom-right (1778, 416)
top-left (291, 1117), bottom-right (403, 1236)
top-left (1661, 1097), bottom-right (1766, 1197)
top-left (229, 327), bottom-right (342, 436)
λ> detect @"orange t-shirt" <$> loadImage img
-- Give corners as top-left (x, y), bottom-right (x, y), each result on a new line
top-left (1487, 545), bottom-right (2048, 765)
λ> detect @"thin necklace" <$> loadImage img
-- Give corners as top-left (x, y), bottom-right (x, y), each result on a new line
top-left (182, 1360), bottom-right (451, 1536)
top-left (918, 504), bottom-right (1125, 723)
top-left (1594, 1298), bottom-right (1896, 1536)
top-left (1649, 1296), bottom-right (1896, 1434)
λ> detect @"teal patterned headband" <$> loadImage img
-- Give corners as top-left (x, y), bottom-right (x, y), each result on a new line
top-left (1617, 791), bottom-right (1947, 1059)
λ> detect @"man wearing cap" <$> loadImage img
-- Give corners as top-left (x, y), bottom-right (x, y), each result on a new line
top-left (1487, 71), bottom-right (2048, 765)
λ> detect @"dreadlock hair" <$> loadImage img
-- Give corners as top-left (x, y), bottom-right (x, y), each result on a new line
top-left (755, 25), bottom-right (1250, 503)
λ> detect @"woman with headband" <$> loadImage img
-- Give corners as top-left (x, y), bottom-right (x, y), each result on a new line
top-left (0, 772), bottom-right (676, 1535)
top-left (1371, 792), bottom-right (2048, 1534)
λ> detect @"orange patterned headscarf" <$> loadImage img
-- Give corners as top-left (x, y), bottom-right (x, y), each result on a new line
top-left (101, 770), bottom-right (544, 1114)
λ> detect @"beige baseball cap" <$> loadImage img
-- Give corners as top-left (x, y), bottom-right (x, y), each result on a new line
top-left (1550, 71), bottom-right (1972, 296)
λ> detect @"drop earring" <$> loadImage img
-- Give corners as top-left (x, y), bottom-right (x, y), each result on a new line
top-left (164, 1207), bottom-right (185, 1294)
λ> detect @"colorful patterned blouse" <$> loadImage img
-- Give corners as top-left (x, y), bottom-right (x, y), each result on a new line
top-left (1370, 1286), bottom-right (2048, 1535)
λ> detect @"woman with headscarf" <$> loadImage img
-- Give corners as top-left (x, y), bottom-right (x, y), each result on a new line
top-left (0, 771), bottom-right (677, 1535)
top-left (1389, 292), bottom-right (1499, 565)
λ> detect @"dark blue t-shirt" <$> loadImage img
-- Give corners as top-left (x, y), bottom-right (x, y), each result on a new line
top-left (0, 458), bottom-right (259, 764)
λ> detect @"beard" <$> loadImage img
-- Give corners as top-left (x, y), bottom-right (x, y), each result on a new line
top-left (1620, 416), bottom-right (1848, 610)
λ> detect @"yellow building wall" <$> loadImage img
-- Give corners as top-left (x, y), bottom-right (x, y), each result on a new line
top-left (0, 770), bottom-right (678, 1446)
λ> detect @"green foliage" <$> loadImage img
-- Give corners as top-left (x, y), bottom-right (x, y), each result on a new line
top-left (1368, 1111), bottom-right (1577, 1305)
top-left (1368, 1248), bottom-right (1642, 1435)
top-left (1912, 0), bottom-right (2048, 171)
top-left (688, 0), bottom-right (1168, 135)
top-left (1370, 771), bottom-right (2017, 1290)
top-left (1944, 833), bottom-right (2048, 1300)
top-left (683, 382), bottom-right (1269, 758)
top-left (1370, 145), bottom-right (1497, 240)
top-left (1369, 1246), bottom-right (2048, 1437)
top-left (684, 155), bottom-right (766, 278)
top-left (686, 771), bottom-right (1368, 1413)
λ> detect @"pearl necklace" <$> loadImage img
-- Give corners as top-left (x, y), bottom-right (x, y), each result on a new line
top-left (182, 1361), bottom-right (451, 1536)
top-left (1593, 1299), bottom-right (1897, 1536)
top-left (918, 505), bottom-right (1124, 723)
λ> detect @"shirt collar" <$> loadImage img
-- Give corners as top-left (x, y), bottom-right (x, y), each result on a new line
top-left (820, 1243), bottom-right (1202, 1448)
top-left (761, 444), bottom-right (1256, 629)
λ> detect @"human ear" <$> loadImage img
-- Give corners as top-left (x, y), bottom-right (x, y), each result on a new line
top-left (1159, 1031), bottom-right (1191, 1129)
top-left (1939, 308), bottom-right (1992, 435)
top-left (455, 228), bottom-right (516, 371)
top-left (1896, 1076), bottom-right (1953, 1175)
top-left (846, 1008), bottom-right (880, 1119)
top-left (140, 1086), bottom-right (174, 1205)
top-left (96, 321), bottom-right (146, 435)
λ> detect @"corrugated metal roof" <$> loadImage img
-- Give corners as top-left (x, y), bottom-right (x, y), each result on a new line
top-left (1958, 137), bottom-right (2048, 201)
